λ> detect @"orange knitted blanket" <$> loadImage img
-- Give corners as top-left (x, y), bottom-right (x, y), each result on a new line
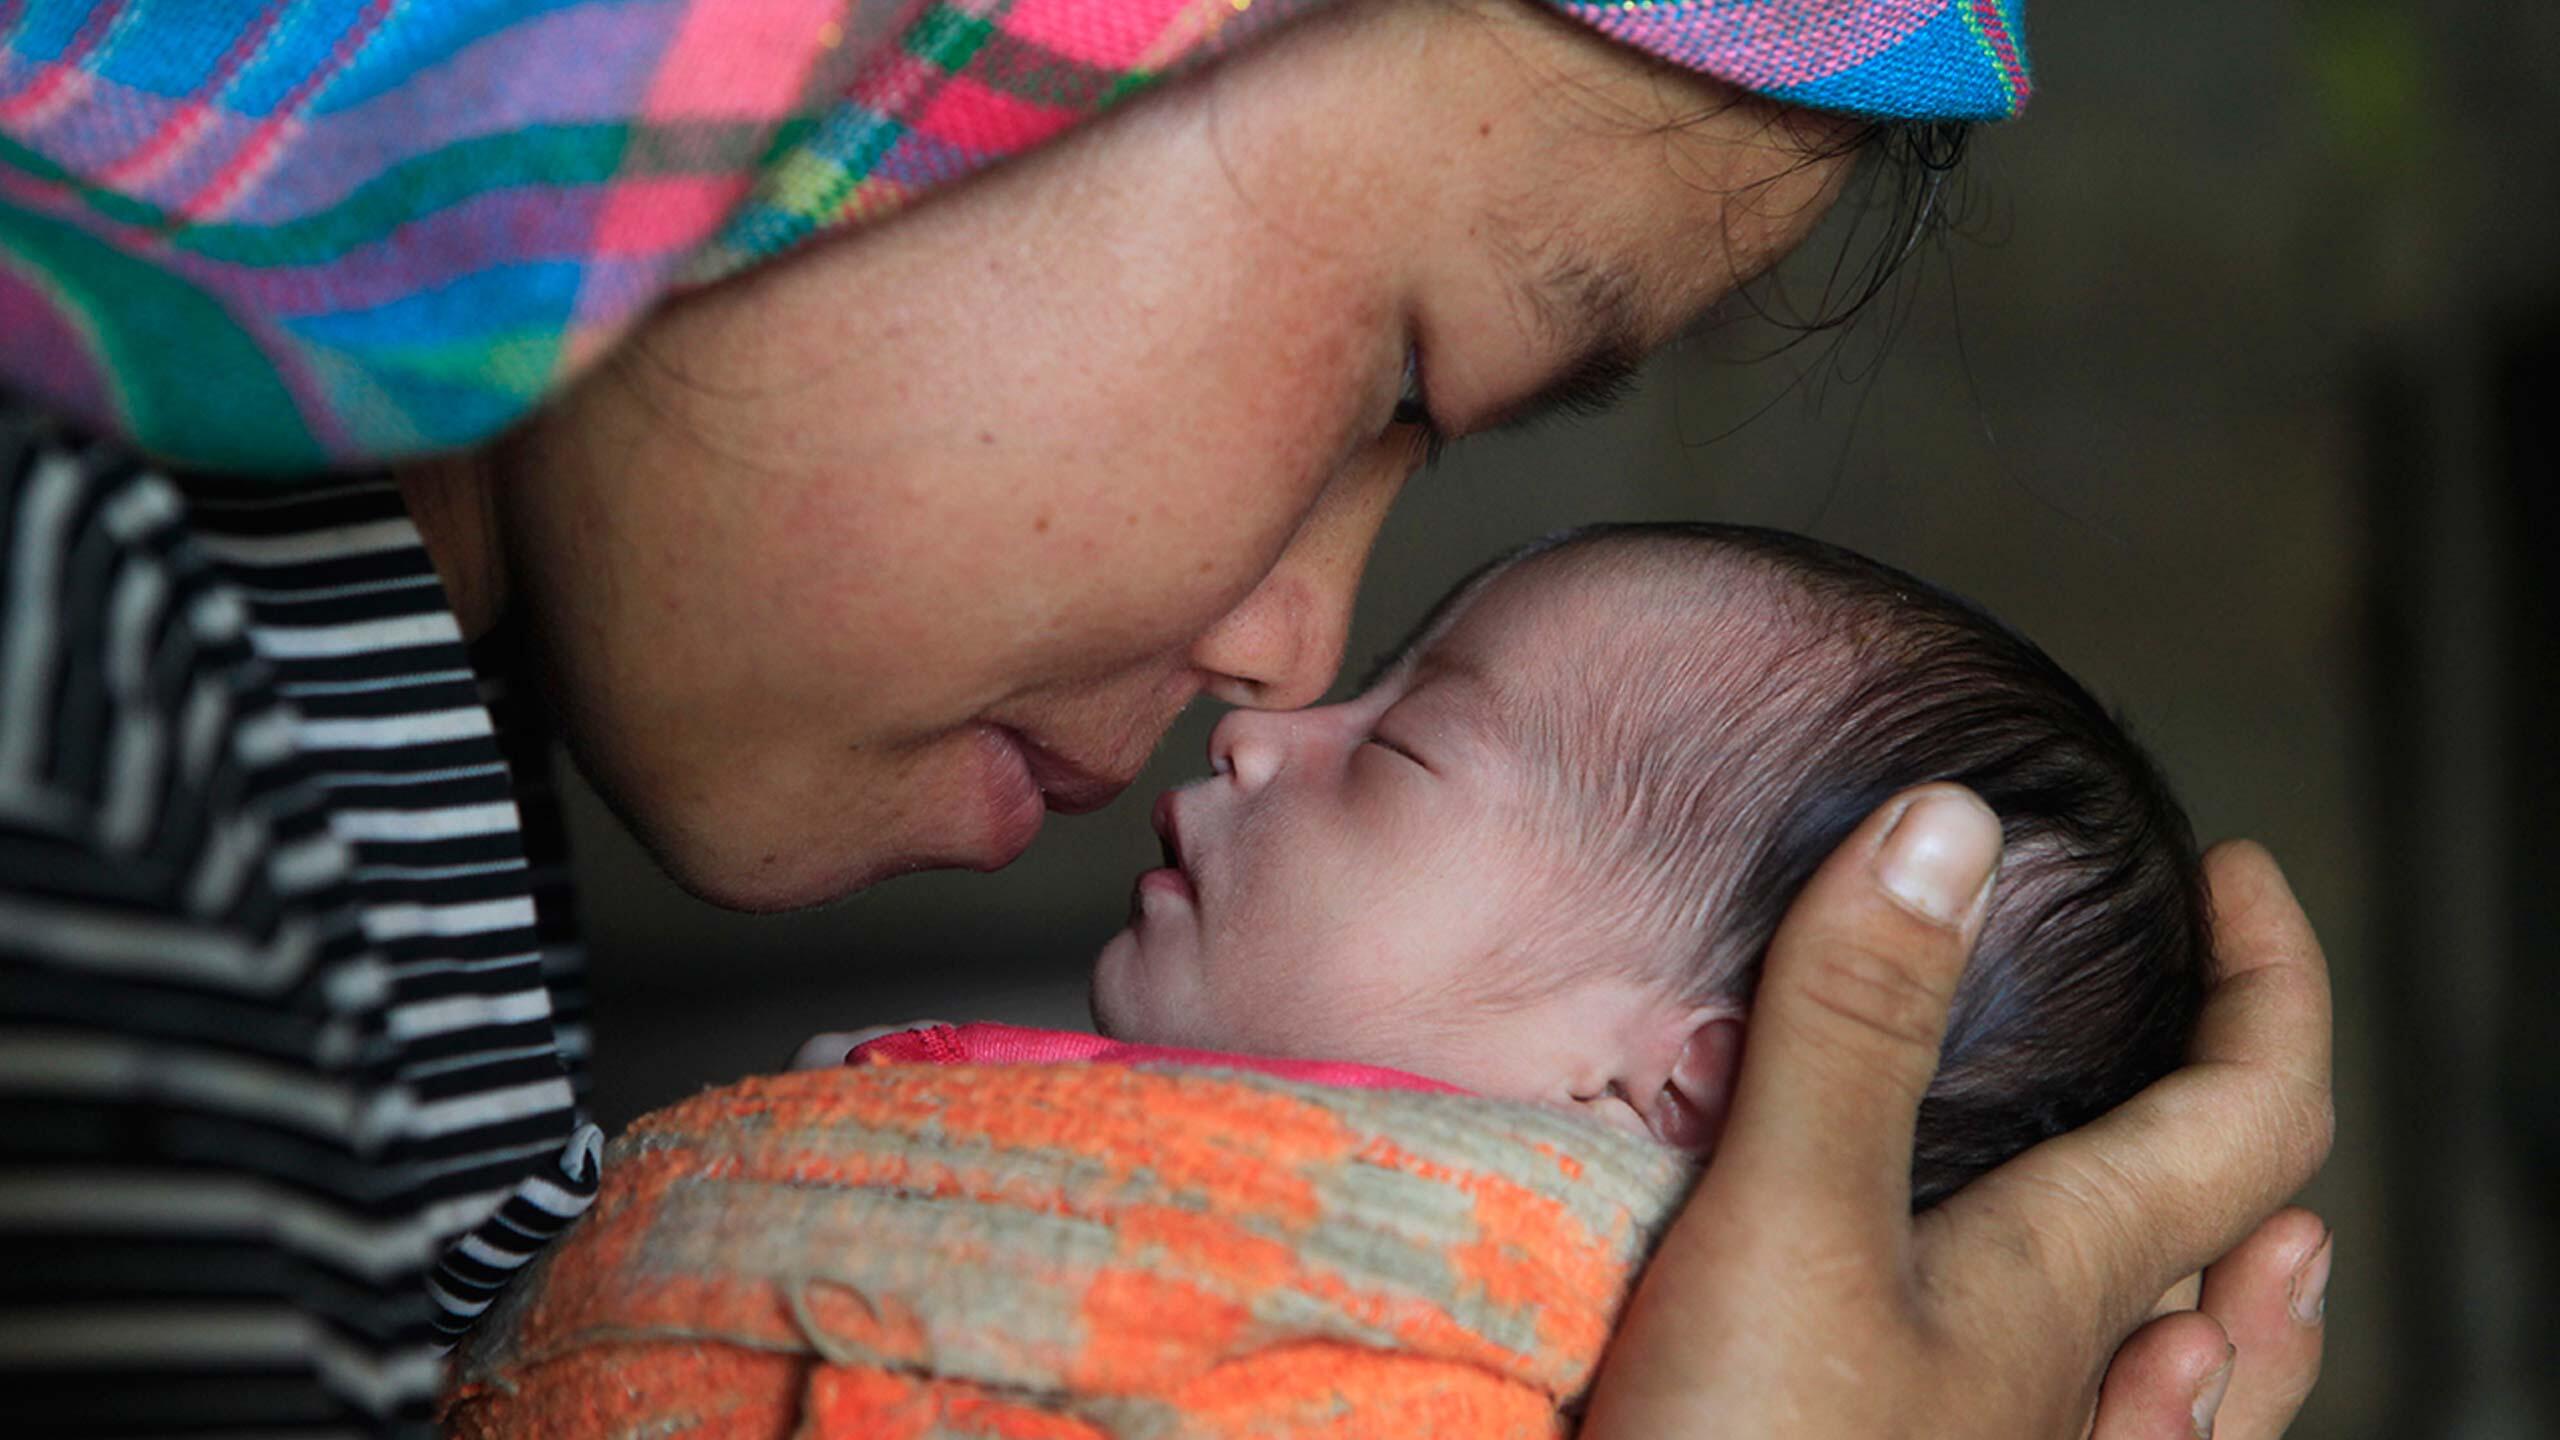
top-left (442, 1063), bottom-right (1696, 1439)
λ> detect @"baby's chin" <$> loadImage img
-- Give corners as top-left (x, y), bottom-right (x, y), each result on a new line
top-left (1086, 929), bottom-right (1144, 1040)
top-left (1088, 927), bottom-right (1226, 1048)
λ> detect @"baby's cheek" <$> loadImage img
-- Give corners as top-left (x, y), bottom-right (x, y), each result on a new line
top-left (1392, 1002), bottom-right (1581, 1100)
top-left (1203, 954), bottom-right (1387, 1062)
top-left (1578, 1094), bottom-right (1654, 1140)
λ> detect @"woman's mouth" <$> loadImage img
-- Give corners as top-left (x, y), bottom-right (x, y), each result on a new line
top-left (965, 725), bottom-right (1141, 870)
top-left (1001, 727), bottom-right (1131, 814)
top-left (970, 727), bottom-right (1049, 869)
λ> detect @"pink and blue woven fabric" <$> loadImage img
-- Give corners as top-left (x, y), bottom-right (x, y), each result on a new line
top-left (0, 0), bottom-right (2028, 473)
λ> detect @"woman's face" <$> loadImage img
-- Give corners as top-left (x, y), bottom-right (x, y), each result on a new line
top-left (494, 0), bottom-right (1856, 910)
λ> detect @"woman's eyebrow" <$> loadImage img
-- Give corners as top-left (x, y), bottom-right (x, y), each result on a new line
top-left (1485, 247), bottom-right (1652, 432)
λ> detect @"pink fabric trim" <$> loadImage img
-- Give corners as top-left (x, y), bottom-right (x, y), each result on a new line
top-left (1000, 0), bottom-right (1195, 67)
top-left (848, 1021), bottom-right (1465, 1095)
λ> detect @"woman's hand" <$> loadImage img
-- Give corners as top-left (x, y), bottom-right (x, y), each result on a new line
top-left (2091, 1206), bottom-right (2331, 1438)
top-left (1578, 786), bottom-right (2333, 1439)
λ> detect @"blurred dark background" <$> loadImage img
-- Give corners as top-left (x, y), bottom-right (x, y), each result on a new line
top-left (565, 5), bottom-right (2560, 1436)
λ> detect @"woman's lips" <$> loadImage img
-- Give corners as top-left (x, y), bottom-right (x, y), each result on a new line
top-left (1001, 727), bottom-right (1130, 814)
top-left (966, 725), bottom-right (1137, 871)
top-left (971, 726), bottom-right (1048, 869)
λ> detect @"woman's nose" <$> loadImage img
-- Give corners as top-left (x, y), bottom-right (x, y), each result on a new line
top-left (1190, 569), bottom-right (1348, 713)
top-left (1189, 445), bottom-right (1406, 711)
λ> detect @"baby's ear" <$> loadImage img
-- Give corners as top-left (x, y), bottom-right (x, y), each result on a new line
top-left (1646, 1013), bottom-right (1745, 1155)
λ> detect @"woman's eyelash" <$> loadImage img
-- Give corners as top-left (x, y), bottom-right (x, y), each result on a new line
top-left (1392, 352), bottom-right (1428, 425)
top-left (1391, 350), bottom-right (1447, 466)
top-left (1541, 349), bottom-right (1641, 420)
top-left (1484, 346), bottom-right (1644, 435)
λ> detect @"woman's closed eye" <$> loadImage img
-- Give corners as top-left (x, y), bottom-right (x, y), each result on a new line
top-left (1391, 350), bottom-right (1446, 465)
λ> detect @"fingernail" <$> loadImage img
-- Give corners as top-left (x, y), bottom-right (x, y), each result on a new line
top-left (1875, 788), bottom-right (2002, 926)
top-left (2191, 1344), bottom-right (2236, 1438)
top-left (2289, 1232), bottom-right (2333, 1325)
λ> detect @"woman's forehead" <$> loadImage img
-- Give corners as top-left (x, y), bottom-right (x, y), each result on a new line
top-left (1215, 0), bottom-right (1856, 345)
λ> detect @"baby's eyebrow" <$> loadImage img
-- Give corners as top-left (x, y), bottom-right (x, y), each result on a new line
top-left (1403, 653), bottom-right (1514, 750)
top-left (1354, 601), bottom-right (1471, 694)
top-left (1352, 643), bottom-right (1414, 697)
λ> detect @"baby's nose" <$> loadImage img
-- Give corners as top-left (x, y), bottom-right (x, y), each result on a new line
top-left (1207, 707), bottom-right (1287, 791)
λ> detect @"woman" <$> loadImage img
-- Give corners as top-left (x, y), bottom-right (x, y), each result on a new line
top-left (0, 0), bottom-right (2331, 1435)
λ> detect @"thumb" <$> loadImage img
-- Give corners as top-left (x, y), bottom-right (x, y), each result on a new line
top-left (1708, 784), bottom-right (2002, 1245)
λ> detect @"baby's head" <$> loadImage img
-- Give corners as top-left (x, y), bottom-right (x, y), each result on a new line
top-left (1092, 524), bottom-right (2211, 1207)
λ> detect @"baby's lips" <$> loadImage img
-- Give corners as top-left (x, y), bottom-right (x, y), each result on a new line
top-left (1151, 790), bottom-right (1186, 871)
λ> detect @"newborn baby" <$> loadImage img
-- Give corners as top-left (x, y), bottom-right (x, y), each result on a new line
top-left (839, 522), bottom-right (2209, 1208)
top-left (461, 525), bottom-right (2213, 1434)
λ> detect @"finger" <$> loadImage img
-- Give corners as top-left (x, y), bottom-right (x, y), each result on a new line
top-left (2191, 842), bottom-right (2333, 1096)
top-left (2153, 1272), bottom-right (2203, 1317)
top-left (791, 1033), bottom-right (867, 1070)
top-left (2197, 1208), bottom-right (2329, 1440)
top-left (2088, 1310), bottom-right (2234, 1440)
top-left (1709, 785), bottom-right (2001, 1250)
top-left (788, 1021), bottom-right (952, 1070)
top-left (1934, 841), bottom-right (2333, 1325)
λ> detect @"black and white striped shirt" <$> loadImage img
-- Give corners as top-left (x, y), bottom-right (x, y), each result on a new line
top-left (1, 407), bottom-right (602, 1435)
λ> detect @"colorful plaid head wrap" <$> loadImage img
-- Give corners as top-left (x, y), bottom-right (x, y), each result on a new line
top-left (0, 0), bottom-right (2028, 473)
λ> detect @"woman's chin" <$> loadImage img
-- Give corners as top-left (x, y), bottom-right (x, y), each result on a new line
top-left (605, 761), bottom-right (1051, 913)
top-left (648, 843), bottom-right (909, 914)
top-left (632, 812), bottom-right (1004, 914)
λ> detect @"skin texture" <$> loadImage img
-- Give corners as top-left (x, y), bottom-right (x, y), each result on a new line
top-left (415, 0), bottom-right (1855, 912)
top-left (398, 0), bottom-right (2337, 1429)
top-left (1091, 559), bottom-right (1739, 1141)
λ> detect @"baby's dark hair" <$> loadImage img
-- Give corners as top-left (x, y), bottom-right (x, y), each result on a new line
top-left (1436, 523), bottom-right (2211, 1209)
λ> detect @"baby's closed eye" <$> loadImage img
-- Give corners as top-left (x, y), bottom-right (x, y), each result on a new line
top-left (1364, 733), bottom-right (1426, 768)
